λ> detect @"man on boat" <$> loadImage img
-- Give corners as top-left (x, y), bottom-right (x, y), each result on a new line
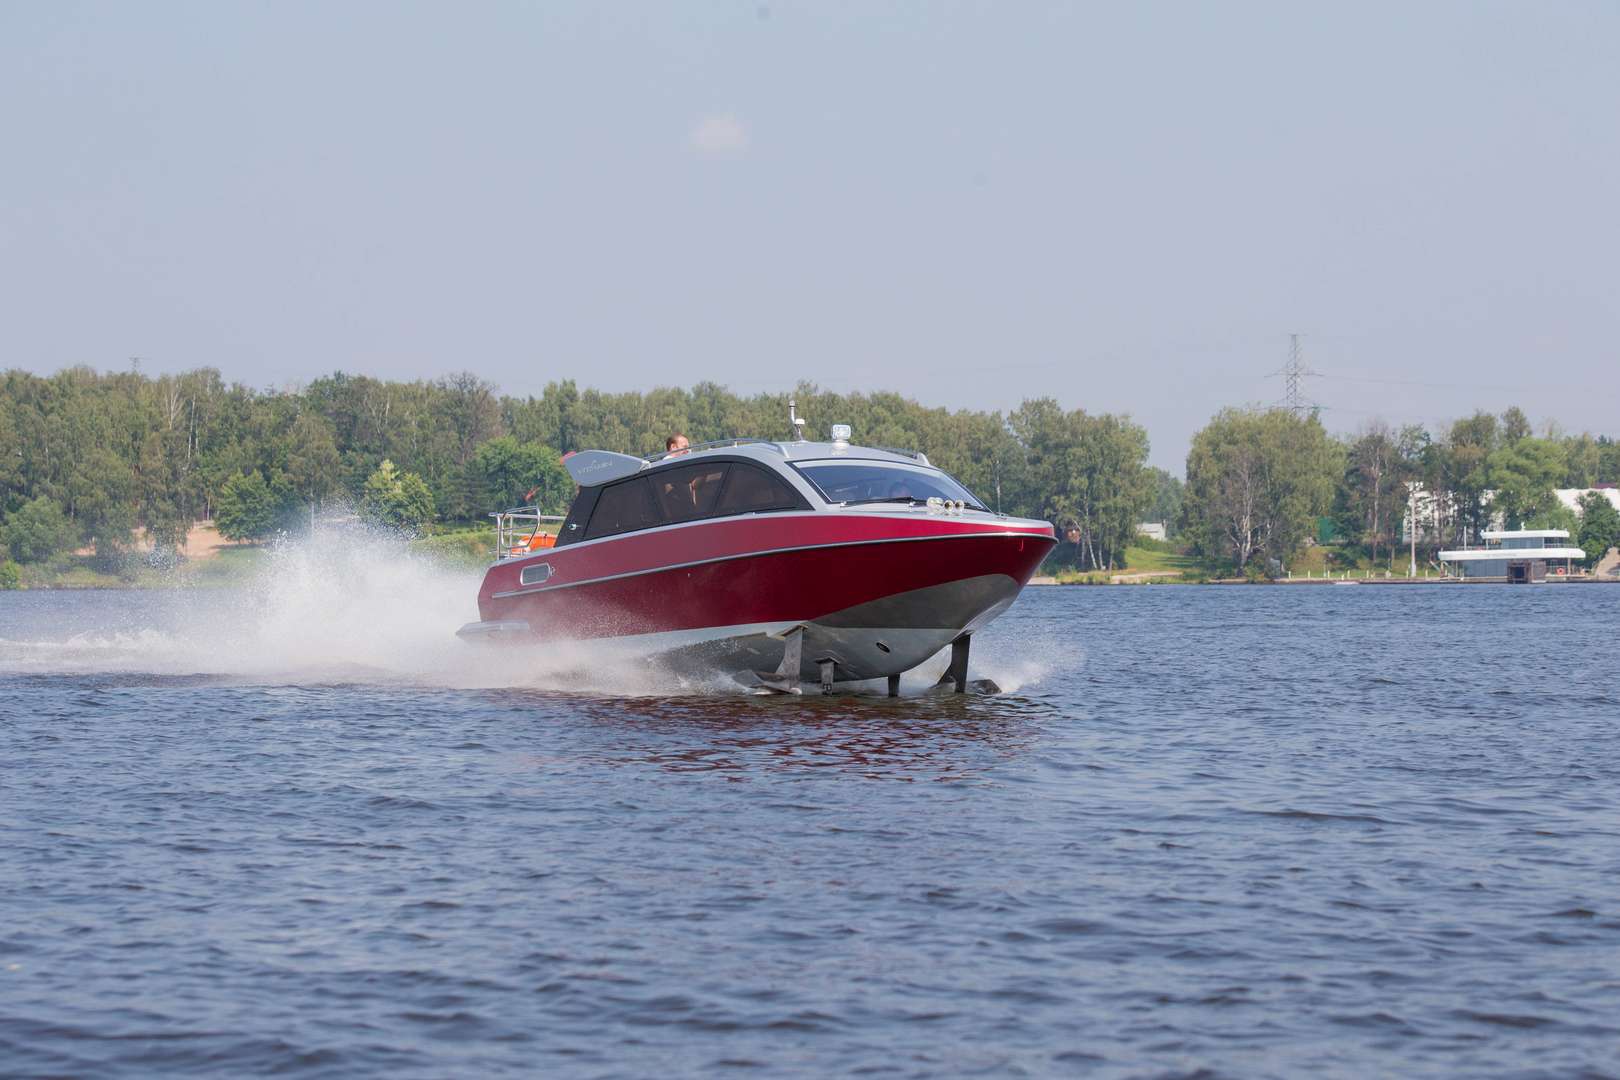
top-left (666, 433), bottom-right (690, 456)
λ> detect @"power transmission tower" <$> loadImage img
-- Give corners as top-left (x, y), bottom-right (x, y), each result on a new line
top-left (1280, 333), bottom-right (1316, 416)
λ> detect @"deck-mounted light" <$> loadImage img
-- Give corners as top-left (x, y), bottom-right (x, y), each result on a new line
top-left (830, 424), bottom-right (851, 449)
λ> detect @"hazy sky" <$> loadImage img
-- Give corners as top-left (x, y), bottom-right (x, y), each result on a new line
top-left (3, 1), bottom-right (1617, 471)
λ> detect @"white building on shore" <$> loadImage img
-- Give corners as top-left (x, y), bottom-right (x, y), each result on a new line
top-left (1438, 529), bottom-right (1586, 582)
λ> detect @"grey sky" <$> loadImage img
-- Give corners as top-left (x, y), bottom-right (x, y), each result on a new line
top-left (3, 1), bottom-right (1616, 471)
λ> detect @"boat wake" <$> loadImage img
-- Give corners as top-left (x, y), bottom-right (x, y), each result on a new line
top-left (0, 530), bottom-right (708, 694)
top-left (0, 527), bottom-right (1054, 696)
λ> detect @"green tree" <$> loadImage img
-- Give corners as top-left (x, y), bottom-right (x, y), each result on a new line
top-left (0, 560), bottom-right (20, 590)
top-left (4, 496), bottom-right (71, 564)
top-left (1336, 422), bottom-right (1424, 565)
top-left (281, 411), bottom-right (342, 522)
top-left (0, 404), bottom-right (21, 501)
top-left (70, 448), bottom-right (137, 558)
top-left (1598, 437), bottom-right (1620, 484)
top-left (1500, 405), bottom-right (1532, 444)
top-left (136, 430), bottom-right (190, 552)
top-left (1182, 408), bottom-right (1340, 573)
top-left (361, 459), bottom-right (436, 532)
top-left (1486, 437), bottom-right (1566, 528)
top-left (1524, 501), bottom-right (1578, 535)
top-left (432, 373), bottom-right (502, 518)
top-left (1060, 412), bottom-right (1152, 570)
top-left (215, 472), bottom-right (277, 541)
top-left (1007, 400), bottom-right (1151, 569)
top-left (471, 437), bottom-right (573, 515)
top-left (1442, 412), bottom-right (1501, 543)
top-left (1576, 492), bottom-right (1620, 563)
top-left (1562, 433), bottom-right (1600, 488)
top-left (1007, 397), bottom-right (1069, 528)
top-left (1144, 468), bottom-right (1184, 535)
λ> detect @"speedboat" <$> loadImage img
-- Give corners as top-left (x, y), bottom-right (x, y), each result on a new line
top-left (456, 405), bottom-right (1055, 694)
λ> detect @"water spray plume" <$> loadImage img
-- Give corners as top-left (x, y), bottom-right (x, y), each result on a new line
top-left (0, 525), bottom-right (713, 694)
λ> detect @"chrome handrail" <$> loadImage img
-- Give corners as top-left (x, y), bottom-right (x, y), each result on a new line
top-left (872, 446), bottom-right (930, 464)
top-left (491, 505), bottom-right (566, 560)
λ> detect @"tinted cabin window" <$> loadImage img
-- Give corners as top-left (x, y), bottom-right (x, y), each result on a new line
top-left (584, 478), bottom-right (660, 539)
top-left (717, 464), bottom-right (799, 514)
top-left (653, 463), bottom-right (728, 523)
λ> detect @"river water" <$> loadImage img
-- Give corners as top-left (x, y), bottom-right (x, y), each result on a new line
top-left (3, 544), bottom-right (1619, 1078)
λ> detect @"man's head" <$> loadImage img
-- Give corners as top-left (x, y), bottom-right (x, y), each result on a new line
top-left (666, 433), bottom-right (690, 454)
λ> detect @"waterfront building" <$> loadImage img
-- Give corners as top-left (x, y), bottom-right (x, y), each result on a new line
top-left (1438, 529), bottom-right (1586, 582)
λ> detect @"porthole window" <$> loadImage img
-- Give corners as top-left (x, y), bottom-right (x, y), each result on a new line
top-left (520, 563), bottom-right (553, 586)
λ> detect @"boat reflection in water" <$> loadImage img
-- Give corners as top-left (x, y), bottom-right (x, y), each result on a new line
top-left (489, 688), bottom-right (1051, 782)
top-left (459, 408), bottom-right (1055, 696)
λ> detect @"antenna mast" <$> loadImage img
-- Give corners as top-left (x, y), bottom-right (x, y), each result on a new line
top-left (787, 397), bottom-right (806, 442)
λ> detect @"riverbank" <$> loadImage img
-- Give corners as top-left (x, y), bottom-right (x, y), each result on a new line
top-left (1031, 539), bottom-right (1619, 585)
top-left (1035, 543), bottom-right (1202, 585)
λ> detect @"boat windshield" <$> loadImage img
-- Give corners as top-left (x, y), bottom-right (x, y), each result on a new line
top-left (793, 460), bottom-right (987, 510)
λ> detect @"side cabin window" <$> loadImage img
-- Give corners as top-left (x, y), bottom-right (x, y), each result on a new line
top-left (584, 477), bottom-right (660, 540)
top-left (716, 464), bottom-right (799, 514)
top-left (574, 461), bottom-right (805, 542)
top-left (654, 463), bottom-right (728, 523)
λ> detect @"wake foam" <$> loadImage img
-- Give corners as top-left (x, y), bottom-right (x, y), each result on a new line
top-left (0, 527), bottom-right (732, 694)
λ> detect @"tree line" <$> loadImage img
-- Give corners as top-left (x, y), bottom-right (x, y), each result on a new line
top-left (0, 367), bottom-right (1160, 572)
top-left (3, 365), bottom-right (1618, 578)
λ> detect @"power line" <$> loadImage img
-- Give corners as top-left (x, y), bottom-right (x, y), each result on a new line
top-left (1316, 372), bottom-right (1539, 394)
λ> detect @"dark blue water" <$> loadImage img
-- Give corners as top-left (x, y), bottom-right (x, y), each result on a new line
top-left (4, 580), bottom-right (1620, 1078)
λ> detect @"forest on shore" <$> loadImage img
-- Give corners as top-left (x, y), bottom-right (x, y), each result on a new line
top-left (3, 365), bottom-right (1619, 587)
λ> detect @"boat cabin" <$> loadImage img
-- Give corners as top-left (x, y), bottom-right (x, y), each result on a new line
top-left (489, 436), bottom-right (988, 559)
